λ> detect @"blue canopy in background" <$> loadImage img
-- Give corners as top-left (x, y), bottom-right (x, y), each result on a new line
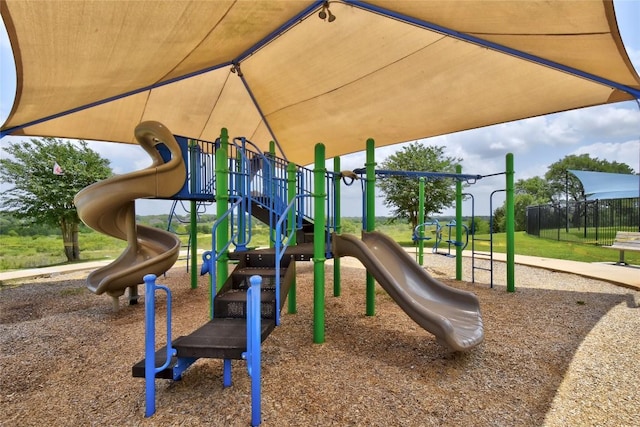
top-left (569, 170), bottom-right (640, 200)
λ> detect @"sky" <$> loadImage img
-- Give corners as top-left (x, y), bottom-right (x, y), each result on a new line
top-left (1, 2), bottom-right (639, 219)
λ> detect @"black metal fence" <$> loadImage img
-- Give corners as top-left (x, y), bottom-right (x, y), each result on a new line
top-left (526, 197), bottom-right (639, 246)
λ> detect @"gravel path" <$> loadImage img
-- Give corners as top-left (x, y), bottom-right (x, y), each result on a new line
top-left (1, 255), bottom-right (638, 426)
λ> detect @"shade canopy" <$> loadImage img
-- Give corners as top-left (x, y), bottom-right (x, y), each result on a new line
top-left (569, 170), bottom-right (640, 200)
top-left (1, 0), bottom-right (639, 165)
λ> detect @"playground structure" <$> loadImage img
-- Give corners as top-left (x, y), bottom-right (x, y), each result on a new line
top-left (74, 121), bottom-right (515, 425)
top-left (411, 185), bottom-right (511, 287)
top-left (355, 163), bottom-right (514, 288)
top-left (74, 122), bottom-right (187, 309)
top-left (2, 3), bottom-right (638, 425)
top-left (413, 218), bottom-right (469, 256)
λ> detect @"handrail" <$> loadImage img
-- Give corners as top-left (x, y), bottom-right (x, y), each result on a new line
top-left (441, 220), bottom-right (469, 253)
top-left (231, 136), bottom-right (288, 242)
top-left (274, 195), bottom-right (310, 325)
top-left (413, 220), bottom-right (441, 256)
top-left (202, 197), bottom-right (243, 316)
top-left (412, 219), bottom-right (441, 242)
top-left (231, 136), bottom-right (265, 159)
top-left (242, 275), bottom-right (263, 427)
top-left (143, 274), bottom-right (176, 418)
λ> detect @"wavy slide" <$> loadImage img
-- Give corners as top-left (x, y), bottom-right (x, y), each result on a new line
top-left (332, 231), bottom-right (484, 351)
top-left (74, 121), bottom-right (186, 303)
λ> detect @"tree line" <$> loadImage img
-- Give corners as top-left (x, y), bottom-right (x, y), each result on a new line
top-left (367, 143), bottom-right (636, 234)
top-left (1, 137), bottom-right (635, 264)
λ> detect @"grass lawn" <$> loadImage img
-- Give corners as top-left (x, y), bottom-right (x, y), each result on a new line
top-left (470, 231), bottom-right (640, 265)
top-left (1, 228), bottom-right (638, 272)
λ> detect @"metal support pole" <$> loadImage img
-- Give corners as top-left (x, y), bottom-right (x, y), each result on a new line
top-left (506, 153), bottom-right (516, 292)
top-left (190, 200), bottom-right (198, 289)
top-left (313, 144), bottom-right (327, 343)
top-left (418, 177), bottom-right (425, 266)
top-left (215, 129), bottom-right (229, 298)
top-left (189, 140), bottom-right (198, 289)
top-left (455, 165), bottom-right (463, 281)
top-left (333, 156), bottom-right (342, 297)
top-left (365, 138), bottom-right (376, 316)
top-left (269, 141), bottom-right (276, 248)
top-left (287, 162), bottom-right (297, 314)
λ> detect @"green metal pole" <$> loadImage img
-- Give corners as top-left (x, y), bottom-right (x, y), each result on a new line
top-left (455, 164), bottom-right (463, 281)
top-left (506, 153), bottom-right (516, 292)
top-left (333, 156), bottom-right (341, 297)
top-left (269, 141), bottom-right (276, 158)
top-left (188, 140), bottom-right (198, 289)
top-left (269, 141), bottom-right (276, 249)
top-left (313, 143), bottom-right (327, 343)
top-left (215, 129), bottom-right (229, 298)
top-left (287, 162), bottom-right (297, 314)
top-left (418, 177), bottom-right (425, 266)
top-left (365, 138), bottom-right (376, 317)
top-left (190, 200), bottom-right (198, 289)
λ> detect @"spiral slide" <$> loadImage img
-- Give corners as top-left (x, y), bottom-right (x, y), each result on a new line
top-left (74, 121), bottom-right (186, 305)
top-left (332, 231), bottom-right (484, 351)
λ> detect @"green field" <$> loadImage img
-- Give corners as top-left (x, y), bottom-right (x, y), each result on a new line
top-left (1, 222), bottom-right (638, 272)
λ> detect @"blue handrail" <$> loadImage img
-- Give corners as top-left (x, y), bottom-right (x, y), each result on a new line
top-left (242, 275), bottom-right (263, 426)
top-left (143, 274), bottom-right (176, 418)
top-left (274, 195), bottom-right (310, 325)
top-left (443, 220), bottom-right (469, 251)
top-left (412, 219), bottom-right (441, 242)
top-left (202, 197), bottom-right (243, 316)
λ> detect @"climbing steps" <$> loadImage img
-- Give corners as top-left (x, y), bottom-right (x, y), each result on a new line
top-left (132, 252), bottom-right (296, 378)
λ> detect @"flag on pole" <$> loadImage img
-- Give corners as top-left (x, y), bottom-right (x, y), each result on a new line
top-left (53, 162), bottom-right (63, 175)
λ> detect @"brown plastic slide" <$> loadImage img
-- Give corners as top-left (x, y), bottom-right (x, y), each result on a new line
top-left (332, 231), bottom-right (484, 351)
top-left (74, 121), bottom-right (186, 304)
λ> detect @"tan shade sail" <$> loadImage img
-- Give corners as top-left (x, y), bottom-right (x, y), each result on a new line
top-left (1, 0), bottom-right (639, 165)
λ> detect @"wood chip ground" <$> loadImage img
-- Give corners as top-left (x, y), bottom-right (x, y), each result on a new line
top-left (1, 255), bottom-right (639, 426)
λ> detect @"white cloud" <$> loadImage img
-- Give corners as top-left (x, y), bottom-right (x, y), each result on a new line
top-left (553, 103), bottom-right (640, 140)
top-left (86, 141), bottom-right (148, 174)
top-left (571, 140), bottom-right (640, 173)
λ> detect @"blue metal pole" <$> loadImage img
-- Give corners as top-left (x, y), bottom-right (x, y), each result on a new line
top-left (143, 274), bottom-right (176, 417)
top-left (223, 359), bottom-right (232, 388)
top-left (242, 275), bottom-right (262, 426)
top-left (144, 274), bottom-right (156, 417)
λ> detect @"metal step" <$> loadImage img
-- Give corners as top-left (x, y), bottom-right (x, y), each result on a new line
top-left (215, 288), bottom-right (277, 319)
top-left (131, 317), bottom-right (276, 377)
top-left (232, 244), bottom-right (314, 263)
top-left (131, 347), bottom-right (178, 379)
top-left (171, 318), bottom-right (275, 359)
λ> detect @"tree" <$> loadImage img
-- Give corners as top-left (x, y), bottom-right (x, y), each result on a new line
top-left (513, 193), bottom-right (535, 231)
top-left (494, 154), bottom-right (635, 234)
top-left (377, 142), bottom-right (462, 228)
top-left (545, 154), bottom-right (635, 231)
top-left (545, 154), bottom-right (634, 203)
top-left (0, 137), bottom-right (112, 261)
top-left (515, 176), bottom-right (552, 204)
top-left (498, 177), bottom-right (553, 232)
top-left (492, 205), bottom-right (505, 233)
